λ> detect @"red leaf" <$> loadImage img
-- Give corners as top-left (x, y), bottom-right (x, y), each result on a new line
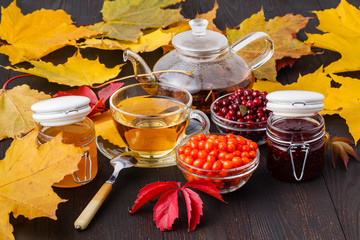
top-left (130, 181), bottom-right (180, 214)
top-left (153, 189), bottom-right (179, 231)
top-left (53, 86), bottom-right (98, 106)
top-left (98, 82), bottom-right (125, 104)
top-left (88, 98), bottom-right (106, 118)
top-left (181, 188), bottom-right (203, 232)
top-left (183, 180), bottom-right (226, 203)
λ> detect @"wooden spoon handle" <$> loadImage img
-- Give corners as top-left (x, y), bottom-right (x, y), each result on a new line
top-left (74, 183), bottom-right (112, 230)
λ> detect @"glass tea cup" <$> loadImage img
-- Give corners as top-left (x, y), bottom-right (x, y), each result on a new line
top-left (110, 82), bottom-right (210, 167)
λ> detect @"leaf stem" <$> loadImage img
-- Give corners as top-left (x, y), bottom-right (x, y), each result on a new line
top-left (91, 70), bottom-right (193, 89)
top-left (2, 74), bottom-right (33, 90)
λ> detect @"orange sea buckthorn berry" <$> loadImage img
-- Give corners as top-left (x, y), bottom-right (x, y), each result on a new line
top-left (249, 142), bottom-right (258, 150)
top-left (184, 146), bottom-right (192, 155)
top-left (197, 133), bottom-right (207, 141)
top-left (218, 142), bottom-right (227, 151)
top-left (241, 145), bottom-right (250, 153)
top-left (232, 156), bottom-right (243, 167)
top-left (178, 145), bottom-right (186, 154)
top-left (226, 133), bottom-right (235, 139)
top-left (225, 153), bottom-right (234, 161)
top-left (233, 150), bottom-right (241, 157)
top-left (204, 141), bottom-right (214, 152)
top-left (242, 157), bottom-right (250, 165)
top-left (241, 152), bottom-right (249, 158)
top-left (236, 136), bottom-right (246, 145)
top-left (190, 149), bottom-right (199, 159)
top-left (212, 160), bottom-right (223, 170)
top-left (190, 140), bottom-right (199, 149)
top-left (208, 150), bottom-right (218, 158)
top-left (198, 141), bottom-right (206, 150)
top-left (197, 150), bottom-right (208, 159)
top-left (227, 143), bottom-right (236, 152)
top-left (184, 156), bottom-right (194, 165)
top-left (208, 134), bottom-right (218, 140)
top-left (249, 150), bottom-right (257, 159)
top-left (223, 160), bottom-right (234, 169)
top-left (193, 159), bottom-right (204, 168)
top-left (219, 135), bottom-right (227, 142)
top-left (202, 161), bottom-right (213, 170)
top-left (218, 151), bottom-right (227, 160)
top-left (206, 155), bottom-right (216, 164)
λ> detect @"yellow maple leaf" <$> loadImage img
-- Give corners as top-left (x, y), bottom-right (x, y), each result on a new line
top-left (0, 1), bottom-right (98, 65)
top-left (0, 129), bottom-right (83, 240)
top-left (196, 1), bottom-right (222, 32)
top-left (81, 27), bottom-right (174, 53)
top-left (88, 0), bottom-right (185, 41)
top-left (3, 52), bottom-right (123, 87)
top-left (227, 9), bottom-right (312, 80)
top-left (306, 0), bottom-right (360, 73)
top-left (253, 66), bottom-right (338, 115)
top-left (0, 84), bottom-right (51, 140)
top-left (324, 74), bottom-right (360, 143)
top-left (92, 110), bottom-right (125, 147)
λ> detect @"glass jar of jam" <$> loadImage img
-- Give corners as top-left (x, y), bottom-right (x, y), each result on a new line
top-left (265, 90), bottom-right (326, 182)
top-left (31, 96), bottom-right (98, 188)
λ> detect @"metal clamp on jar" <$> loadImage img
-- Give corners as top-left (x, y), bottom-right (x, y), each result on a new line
top-left (31, 96), bottom-right (98, 188)
top-left (265, 90), bottom-right (326, 182)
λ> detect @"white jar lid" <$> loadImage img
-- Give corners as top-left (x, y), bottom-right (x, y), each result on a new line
top-left (266, 90), bottom-right (324, 117)
top-left (31, 96), bottom-right (91, 126)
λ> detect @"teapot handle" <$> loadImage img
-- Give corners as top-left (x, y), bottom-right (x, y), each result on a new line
top-left (230, 32), bottom-right (274, 70)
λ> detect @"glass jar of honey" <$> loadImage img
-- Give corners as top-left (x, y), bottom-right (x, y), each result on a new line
top-left (31, 96), bottom-right (98, 188)
top-left (265, 90), bottom-right (326, 182)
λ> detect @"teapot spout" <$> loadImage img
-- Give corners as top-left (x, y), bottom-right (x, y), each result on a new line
top-left (123, 50), bottom-right (158, 83)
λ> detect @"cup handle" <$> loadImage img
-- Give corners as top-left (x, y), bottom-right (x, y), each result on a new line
top-left (184, 110), bottom-right (210, 138)
top-left (230, 32), bottom-right (274, 70)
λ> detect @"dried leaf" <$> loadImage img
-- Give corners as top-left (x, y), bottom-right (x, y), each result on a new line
top-left (0, 1), bottom-right (98, 64)
top-left (328, 135), bottom-right (359, 170)
top-left (0, 84), bottom-right (51, 140)
top-left (81, 28), bottom-right (174, 53)
top-left (88, 0), bottom-right (185, 41)
top-left (92, 111), bottom-right (126, 147)
top-left (195, 1), bottom-right (222, 32)
top-left (4, 52), bottom-right (123, 87)
top-left (324, 74), bottom-right (360, 143)
top-left (227, 9), bottom-right (312, 80)
top-left (306, 0), bottom-right (360, 74)
top-left (0, 129), bottom-right (83, 240)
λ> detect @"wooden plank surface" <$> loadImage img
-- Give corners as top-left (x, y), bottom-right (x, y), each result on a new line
top-left (1, 0), bottom-right (360, 239)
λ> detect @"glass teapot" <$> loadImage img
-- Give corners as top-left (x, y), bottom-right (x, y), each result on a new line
top-left (123, 19), bottom-right (274, 113)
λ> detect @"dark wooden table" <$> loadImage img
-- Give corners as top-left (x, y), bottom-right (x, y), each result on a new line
top-left (1, 0), bottom-right (360, 239)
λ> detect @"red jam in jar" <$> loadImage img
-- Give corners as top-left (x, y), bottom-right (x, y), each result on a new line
top-left (265, 90), bottom-right (326, 182)
top-left (266, 116), bottom-right (325, 182)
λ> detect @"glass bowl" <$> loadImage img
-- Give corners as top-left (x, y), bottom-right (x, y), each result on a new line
top-left (175, 134), bottom-right (260, 194)
top-left (210, 93), bottom-right (267, 145)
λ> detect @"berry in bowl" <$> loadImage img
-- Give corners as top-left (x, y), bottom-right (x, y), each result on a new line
top-left (210, 88), bottom-right (271, 145)
top-left (176, 133), bottom-right (260, 194)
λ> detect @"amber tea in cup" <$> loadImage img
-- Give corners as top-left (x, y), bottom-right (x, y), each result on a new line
top-left (110, 82), bottom-right (209, 167)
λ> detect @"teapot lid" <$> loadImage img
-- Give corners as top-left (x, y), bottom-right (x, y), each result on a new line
top-left (172, 19), bottom-right (229, 57)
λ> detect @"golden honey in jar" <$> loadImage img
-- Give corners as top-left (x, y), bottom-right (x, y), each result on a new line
top-left (31, 96), bottom-right (98, 188)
